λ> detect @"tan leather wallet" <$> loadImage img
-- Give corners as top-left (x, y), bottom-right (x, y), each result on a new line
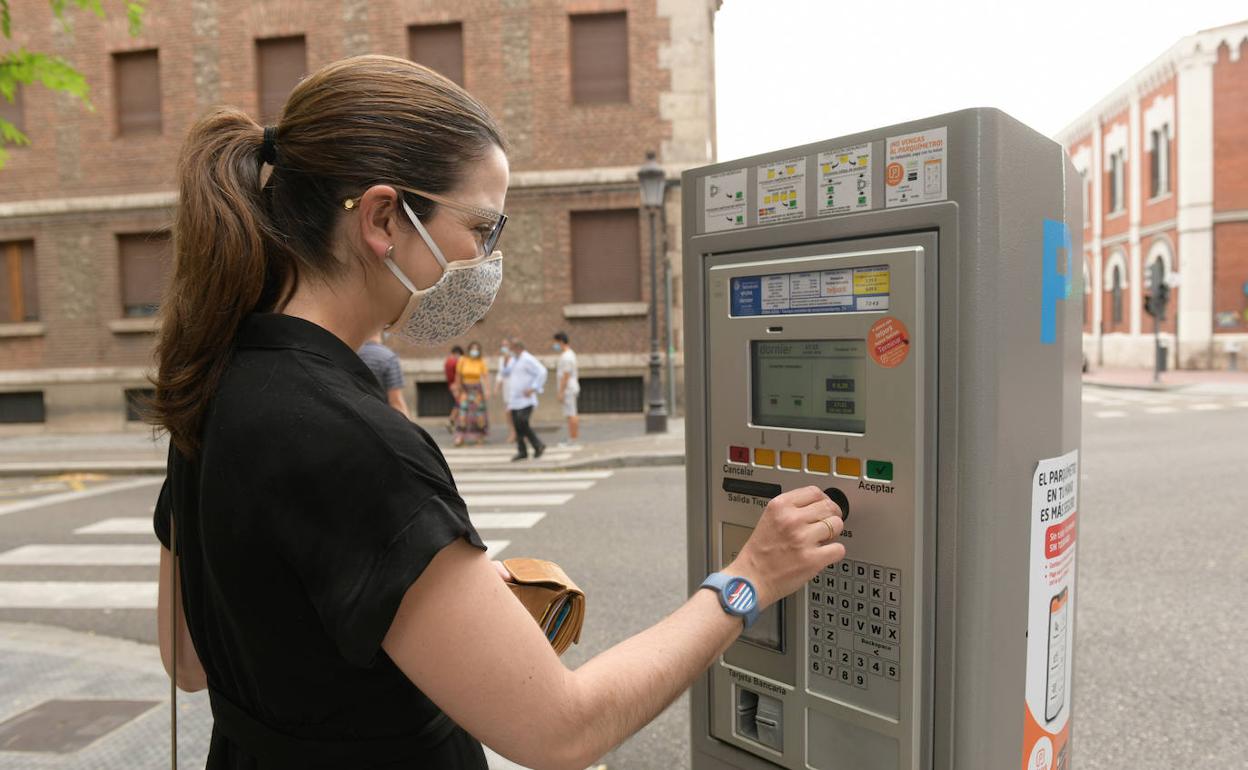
top-left (502, 557), bottom-right (585, 656)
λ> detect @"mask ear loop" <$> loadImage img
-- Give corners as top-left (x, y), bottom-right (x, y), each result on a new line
top-left (381, 244), bottom-right (418, 294)
top-left (400, 197), bottom-right (449, 269)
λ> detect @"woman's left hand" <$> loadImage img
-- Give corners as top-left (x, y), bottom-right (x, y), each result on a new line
top-left (491, 560), bottom-right (512, 582)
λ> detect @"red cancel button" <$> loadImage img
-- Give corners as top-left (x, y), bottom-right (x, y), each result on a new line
top-left (728, 446), bottom-right (750, 464)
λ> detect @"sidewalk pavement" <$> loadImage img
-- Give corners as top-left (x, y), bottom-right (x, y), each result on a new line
top-left (1082, 366), bottom-right (1248, 395)
top-left (0, 623), bottom-right (583, 770)
top-left (0, 414), bottom-right (687, 478)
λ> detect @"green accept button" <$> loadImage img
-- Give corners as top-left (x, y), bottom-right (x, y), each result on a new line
top-left (866, 460), bottom-right (894, 482)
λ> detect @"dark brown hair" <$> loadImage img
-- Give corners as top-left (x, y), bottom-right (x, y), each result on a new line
top-left (151, 55), bottom-right (505, 456)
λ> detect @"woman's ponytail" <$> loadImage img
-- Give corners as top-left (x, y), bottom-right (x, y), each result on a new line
top-left (152, 108), bottom-right (287, 457)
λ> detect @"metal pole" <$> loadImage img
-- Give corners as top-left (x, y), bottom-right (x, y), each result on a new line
top-left (645, 206), bottom-right (668, 433)
top-left (1153, 310), bottom-right (1161, 384)
top-left (664, 258), bottom-right (675, 413)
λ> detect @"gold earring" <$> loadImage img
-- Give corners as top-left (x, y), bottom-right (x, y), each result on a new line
top-left (384, 244), bottom-right (395, 260)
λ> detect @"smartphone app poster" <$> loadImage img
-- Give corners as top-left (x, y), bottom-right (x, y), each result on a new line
top-left (1023, 450), bottom-right (1078, 770)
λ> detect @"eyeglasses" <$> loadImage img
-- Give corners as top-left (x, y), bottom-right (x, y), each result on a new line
top-left (343, 186), bottom-right (508, 257)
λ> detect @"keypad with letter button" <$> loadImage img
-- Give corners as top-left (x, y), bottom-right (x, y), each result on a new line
top-left (808, 559), bottom-right (902, 691)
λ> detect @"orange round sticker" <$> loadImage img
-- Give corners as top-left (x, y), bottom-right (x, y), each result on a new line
top-left (885, 162), bottom-right (905, 186)
top-left (869, 316), bottom-right (911, 368)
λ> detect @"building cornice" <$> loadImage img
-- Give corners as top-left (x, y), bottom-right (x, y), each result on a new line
top-left (0, 164), bottom-right (696, 220)
top-left (1055, 20), bottom-right (1248, 145)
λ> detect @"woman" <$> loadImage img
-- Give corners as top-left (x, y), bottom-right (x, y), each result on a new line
top-left (153, 55), bottom-right (845, 769)
top-left (454, 341), bottom-right (489, 446)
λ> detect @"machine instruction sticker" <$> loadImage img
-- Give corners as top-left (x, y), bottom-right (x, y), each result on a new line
top-left (817, 143), bottom-right (872, 216)
top-left (885, 127), bottom-right (948, 208)
top-left (867, 316), bottom-right (909, 368)
top-left (730, 265), bottom-right (890, 316)
top-left (1022, 450), bottom-right (1078, 770)
top-left (704, 168), bottom-right (748, 233)
top-left (757, 157), bottom-right (806, 225)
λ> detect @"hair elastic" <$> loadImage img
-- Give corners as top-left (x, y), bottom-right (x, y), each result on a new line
top-left (260, 126), bottom-right (278, 165)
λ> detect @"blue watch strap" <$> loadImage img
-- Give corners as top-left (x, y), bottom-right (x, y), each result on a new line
top-left (700, 571), bottom-right (760, 629)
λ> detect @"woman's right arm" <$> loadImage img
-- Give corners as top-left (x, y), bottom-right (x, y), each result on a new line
top-left (381, 486), bottom-right (844, 770)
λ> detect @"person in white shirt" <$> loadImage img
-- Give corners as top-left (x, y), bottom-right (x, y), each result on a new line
top-left (500, 339), bottom-right (547, 461)
top-left (494, 337), bottom-right (516, 445)
top-left (552, 331), bottom-right (580, 446)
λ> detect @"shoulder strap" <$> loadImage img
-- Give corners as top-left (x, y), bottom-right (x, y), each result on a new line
top-left (170, 509), bottom-right (178, 770)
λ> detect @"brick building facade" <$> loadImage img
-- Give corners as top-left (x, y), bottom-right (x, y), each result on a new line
top-left (1057, 20), bottom-right (1248, 370)
top-left (0, 0), bottom-right (719, 430)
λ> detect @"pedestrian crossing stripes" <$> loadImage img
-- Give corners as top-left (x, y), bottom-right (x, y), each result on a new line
top-left (1081, 388), bottom-right (1248, 418)
top-left (0, 468), bottom-right (611, 612)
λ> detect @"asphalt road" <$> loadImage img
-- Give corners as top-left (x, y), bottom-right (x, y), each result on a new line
top-left (0, 385), bottom-right (1245, 768)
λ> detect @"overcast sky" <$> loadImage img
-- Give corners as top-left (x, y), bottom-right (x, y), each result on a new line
top-left (714, 0), bottom-right (1247, 162)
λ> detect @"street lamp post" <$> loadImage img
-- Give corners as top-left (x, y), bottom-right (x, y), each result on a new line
top-left (638, 151), bottom-right (668, 434)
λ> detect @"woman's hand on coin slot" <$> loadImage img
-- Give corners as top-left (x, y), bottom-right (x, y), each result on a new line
top-left (727, 486), bottom-right (845, 610)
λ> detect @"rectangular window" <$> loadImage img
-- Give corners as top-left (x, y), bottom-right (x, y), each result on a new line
top-left (1108, 151), bottom-right (1126, 214)
top-left (570, 12), bottom-right (629, 104)
top-left (416, 381), bottom-right (452, 417)
top-left (114, 49), bottom-right (162, 136)
top-left (0, 392), bottom-right (45, 424)
top-left (256, 36), bottom-right (307, 125)
top-left (577, 377), bottom-right (643, 413)
top-left (571, 209), bottom-right (641, 303)
top-left (0, 240), bottom-right (38, 323)
top-left (1080, 170), bottom-right (1089, 225)
top-left (0, 84), bottom-right (24, 135)
top-left (118, 232), bottom-right (171, 318)
top-left (408, 23), bottom-right (464, 87)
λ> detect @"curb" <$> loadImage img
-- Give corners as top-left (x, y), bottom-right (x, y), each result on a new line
top-left (0, 452), bottom-right (687, 478)
top-left (1082, 379), bottom-right (1180, 392)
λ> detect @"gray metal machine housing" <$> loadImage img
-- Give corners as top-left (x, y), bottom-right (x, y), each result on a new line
top-left (682, 109), bottom-right (1083, 770)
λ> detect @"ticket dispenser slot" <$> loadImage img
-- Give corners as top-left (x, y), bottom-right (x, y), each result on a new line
top-left (705, 234), bottom-right (932, 769)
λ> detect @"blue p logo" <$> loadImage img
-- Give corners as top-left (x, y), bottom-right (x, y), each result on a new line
top-left (1041, 220), bottom-right (1073, 345)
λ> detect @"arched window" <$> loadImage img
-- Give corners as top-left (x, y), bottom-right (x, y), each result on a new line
top-left (1111, 266), bottom-right (1123, 326)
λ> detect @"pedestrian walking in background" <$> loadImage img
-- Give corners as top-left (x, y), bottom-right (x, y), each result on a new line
top-left (454, 341), bottom-right (489, 446)
top-left (357, 333), bottom-right (411, 419)
top-left (444, 344), bottom-right (463, 433)
top-left (149, 54), bottom-right (845, 770)
top-left (553, 331), bottom-right (580, 446)
top-left (501, 339), bottom-right (547, 461)
top-left (495, 337), bottom-right (517, 445)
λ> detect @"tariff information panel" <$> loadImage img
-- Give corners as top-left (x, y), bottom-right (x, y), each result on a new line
top-left (730, 265), bottom-right (890, 316)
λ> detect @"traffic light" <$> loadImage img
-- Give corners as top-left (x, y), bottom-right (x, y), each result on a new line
top-left (1144, 294), bottom-right (1156, 318)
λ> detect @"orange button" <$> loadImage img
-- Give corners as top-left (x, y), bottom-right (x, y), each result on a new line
top-left (806, 453), bottom-right (831, 474)
top-left (754, 448), bottom-right (776, 467)
top-left (779, 451), bottom-right (802, 470)
top-left (835, 456), bottom-right (862, 478)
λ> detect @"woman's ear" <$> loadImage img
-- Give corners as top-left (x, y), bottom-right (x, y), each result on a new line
top-left (355, 185), bottom-right (401, 264)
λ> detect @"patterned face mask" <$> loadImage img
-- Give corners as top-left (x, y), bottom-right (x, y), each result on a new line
top-left (384, 198), bottom-right (503, 346)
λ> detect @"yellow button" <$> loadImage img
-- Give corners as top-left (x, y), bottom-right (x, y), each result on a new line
top-left (835, 456), bottom-right (862, 478)
top-left (754, 448), bottom-right (776, 467)
top-left (779, 451), bottom-right (802, 470)
top-left (806, 453), bottom-right (831, 474)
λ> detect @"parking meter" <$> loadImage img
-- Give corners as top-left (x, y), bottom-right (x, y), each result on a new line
top-left (683, 109), bottom-right (1083, 770)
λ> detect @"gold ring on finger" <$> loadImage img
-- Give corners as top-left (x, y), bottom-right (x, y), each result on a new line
top-left (822, 517), bottom-right (836, 540)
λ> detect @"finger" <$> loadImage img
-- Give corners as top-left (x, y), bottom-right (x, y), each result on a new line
top-left (777, 485), bottom-right (829, 508)
top-left (807, 515), bottom-right (844, 543)
top-left (816, 541), bottom-right (847, 566)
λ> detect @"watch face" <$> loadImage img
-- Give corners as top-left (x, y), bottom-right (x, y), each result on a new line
top-left (723, 577), bottom-right (757, 614)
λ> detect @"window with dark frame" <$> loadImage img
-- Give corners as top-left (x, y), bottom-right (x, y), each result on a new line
top-left (570, 12), bottom-right (629, 104)
top-left (408, 23), bottom-right (465, 86)
top-left (0, 85), bottom-right (24, 136)
top-left (1149, 125), bottom-right (1171, 198)
top-left (118, 232), bottom-right (171, 318)
top-left (256, 36), bottom-right (307, 125)
top-left (113, 49), bottom-right (161, 136)
top-left (571, 209), bottom-right (641, 304)
top-left (1111, 265), bottom-right (1123, 326)
top-left (1108, 151), bottom-right (1125, 214)
top-left (0, 240), bottom-right (38, 323)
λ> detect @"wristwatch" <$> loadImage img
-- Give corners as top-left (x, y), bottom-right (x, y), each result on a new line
top-left (700, 572), bottom-right (760, 629)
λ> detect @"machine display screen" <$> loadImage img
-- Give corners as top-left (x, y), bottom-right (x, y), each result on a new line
top-left (751, 340), bottom-right (866, 433)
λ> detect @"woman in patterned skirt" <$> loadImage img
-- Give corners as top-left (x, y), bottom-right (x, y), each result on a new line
top-left (455, 341), bottom-right (490, 446)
